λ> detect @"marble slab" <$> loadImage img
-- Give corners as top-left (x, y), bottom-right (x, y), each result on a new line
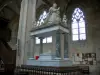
top-left (26, 59), bottom-right (73, 67)
top-left (30, 24), bottom-right (69, 37)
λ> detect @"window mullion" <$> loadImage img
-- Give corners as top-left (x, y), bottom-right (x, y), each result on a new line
top-left (46, 38), bottom-right (47, 43)
top-left (77, 20), bottom-right (80, 40)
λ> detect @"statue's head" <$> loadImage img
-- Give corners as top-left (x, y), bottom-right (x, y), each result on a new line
top-left (63, 15), bottom-right (66, 18)
top-left (53, 3), bottom-right (57, 8)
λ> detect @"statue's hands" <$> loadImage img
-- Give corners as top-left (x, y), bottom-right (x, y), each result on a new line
top-left (58, 7), bottom-right (60, 10)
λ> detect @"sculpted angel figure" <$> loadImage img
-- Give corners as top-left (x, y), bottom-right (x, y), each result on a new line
top-left (62, 14), bottom-right (67, 25)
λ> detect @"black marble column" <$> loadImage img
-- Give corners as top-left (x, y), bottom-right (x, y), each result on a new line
top-left (56, 31), bottom-right (61, 57)
top-left (64, 33), bottom-right (68, 58)
top-left (39, 37), bottom-right (43, 54)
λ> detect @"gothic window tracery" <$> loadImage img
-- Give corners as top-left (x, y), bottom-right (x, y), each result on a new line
top-left (72, 8), bottom-right (86, 41)
top-left (37, 11), bottom-right (48, 26)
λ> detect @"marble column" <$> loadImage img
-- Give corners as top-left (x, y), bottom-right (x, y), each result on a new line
top-left (55, 31), bottom-right (68, 59)
top-left (39, 37), bottom-right (43, 55)
top-left (64, 33), bottom-right (68, 58)
top-left (16, 0), bottom-right (36, 66)
top-left (56, 31), bottom-right (61, 58)
top-left (52, 34), bottom-right (56, 55)
top-left (61, 33), bottom-right (64, 59)
top-left (30, 36), bottom-right (35, 58)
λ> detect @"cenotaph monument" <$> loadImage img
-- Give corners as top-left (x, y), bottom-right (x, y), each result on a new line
top-left (27, 3), bottom-right (72, 67)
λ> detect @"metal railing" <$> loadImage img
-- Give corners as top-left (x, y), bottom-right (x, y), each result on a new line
top-left (15, 65), bottom-right (82, 75)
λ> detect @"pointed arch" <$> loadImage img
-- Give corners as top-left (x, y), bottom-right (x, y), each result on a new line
top-left (72, 8), bottom-right (86, 41)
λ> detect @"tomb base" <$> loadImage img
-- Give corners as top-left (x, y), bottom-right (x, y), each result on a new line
top-left (27, 54), bottom-right (73, 67)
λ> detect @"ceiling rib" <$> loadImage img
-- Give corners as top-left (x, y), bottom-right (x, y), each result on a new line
top-left (42, 0), bottom-right (51, 6)
top-left (0, 0), bottom-right (13, 12)
top-left (5, 6), bottom-right (19, 15)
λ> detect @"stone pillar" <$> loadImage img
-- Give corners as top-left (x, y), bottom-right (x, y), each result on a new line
top-left (16, 0), bottom-right (36, 66)
top-left (56, 31), bottom-right (61, 58)
top-left (39, 37), bottom-right (43, 54)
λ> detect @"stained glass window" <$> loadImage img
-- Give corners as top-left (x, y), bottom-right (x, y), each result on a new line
top-left (72, 8), bottom-right (86, 41)
top-left (36, 11), bottom-right (52, 44)
top-left (37, 11), bottom-right (48, 26)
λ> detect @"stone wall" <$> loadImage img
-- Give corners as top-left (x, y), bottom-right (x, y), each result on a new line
top-left (30, 1), bottom-right (100, 74)
top-left (15, 0), bottom-right (100, 74)
top-left (67, 2), bottom-right (100, 74)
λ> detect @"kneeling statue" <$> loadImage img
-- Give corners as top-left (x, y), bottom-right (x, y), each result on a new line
top-left (45, 3), bottom-right (61, 24)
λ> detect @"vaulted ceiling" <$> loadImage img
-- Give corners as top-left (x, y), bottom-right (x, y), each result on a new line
top-left (0, 0), bottom-right (21, 19)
